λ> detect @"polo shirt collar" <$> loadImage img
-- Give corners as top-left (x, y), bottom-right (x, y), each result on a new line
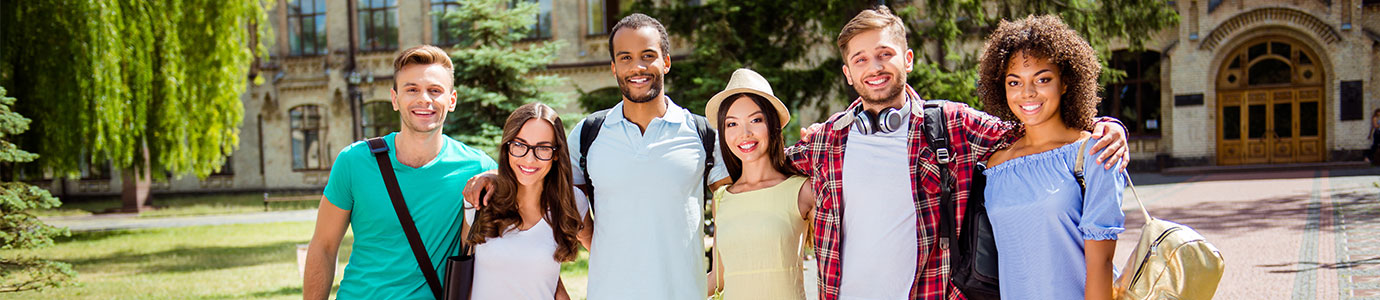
top-left (605, 95), bottom-right (687, 126)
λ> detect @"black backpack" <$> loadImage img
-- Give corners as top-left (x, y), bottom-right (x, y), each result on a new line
top-left (576, 108), bottom-right (717, 216)
top-left (922, 100), bottom-right (1001, 299)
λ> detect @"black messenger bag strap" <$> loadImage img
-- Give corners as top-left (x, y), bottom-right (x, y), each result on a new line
top-left (367, 137), bottom-right (443, 299)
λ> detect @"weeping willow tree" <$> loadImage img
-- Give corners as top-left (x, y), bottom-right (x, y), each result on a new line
top-left (0, 0), bottom-right (273, 211)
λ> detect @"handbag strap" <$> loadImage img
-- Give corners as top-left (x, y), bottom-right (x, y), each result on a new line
top-left (367, 137), bottom-right (444, 300)
top-left (1072, 139), bottom-right (1151, 222)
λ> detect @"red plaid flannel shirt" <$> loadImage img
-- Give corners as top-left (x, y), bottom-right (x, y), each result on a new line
top-left (789, 86), bottom-right (1015, 300)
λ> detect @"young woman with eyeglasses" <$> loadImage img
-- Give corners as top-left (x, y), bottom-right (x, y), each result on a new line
top-left (461, 103), bottom-right (588, 300)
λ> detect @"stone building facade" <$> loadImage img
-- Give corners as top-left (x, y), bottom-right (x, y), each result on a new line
top-left (1111, 0), bottom-right (1378, 168)
top-left (43, 0), bottom-right (1378, 197)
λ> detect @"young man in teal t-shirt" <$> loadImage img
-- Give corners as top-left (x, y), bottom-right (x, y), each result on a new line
top-left (303, 45), bottom-right (497, 300)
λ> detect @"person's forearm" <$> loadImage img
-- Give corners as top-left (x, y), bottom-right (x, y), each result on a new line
top-left (303, 246), bottom-right (338, 300)
top-left (706, 270), bottom-right (718, 296)
top-left (578, 214), bottom-right (594, 250)
top-left (1085, 241), bottom-right (1116, 300)
top-left (1085, 259), bottom-right (1115, 300)
top-left (555, 278), bottom-right (571, 300)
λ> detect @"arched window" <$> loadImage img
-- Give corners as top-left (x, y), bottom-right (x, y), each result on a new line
top-left (1218, 38), bottom-right (1321, 90)
top-left (290, 105), bottom-right (327, 170)
top-left (361, 101), bottom-right (399, 138)
top-left (1100, 50), bottom-right (1163, 136)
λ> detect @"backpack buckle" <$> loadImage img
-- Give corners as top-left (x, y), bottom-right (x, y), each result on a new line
top-left (936, 148), bottom-right (952, 164)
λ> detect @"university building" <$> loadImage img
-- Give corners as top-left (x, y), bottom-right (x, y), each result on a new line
top-left (41, 0), bottom-right (1378, 197)
top-left (1122, 0), bottom-right (1378, 168)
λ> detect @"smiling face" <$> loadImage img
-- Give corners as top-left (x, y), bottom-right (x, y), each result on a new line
top-left (1003, 50), bottom-right (1067, 128)
top-left (391, 63), bottom-right (457, 134)
top-left (721, 95), bottom-right (773, 165)
top-left (842, 28), bottom-right (914, 108)
top-left (507, 119), bottom-right (558, 188)
top-left (610, 26), bottom-right (669, 104)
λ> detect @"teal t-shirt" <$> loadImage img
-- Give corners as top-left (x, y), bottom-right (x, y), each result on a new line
top-left (324, 132), bottom-right (497, 300)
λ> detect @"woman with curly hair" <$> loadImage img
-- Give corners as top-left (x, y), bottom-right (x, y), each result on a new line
top-left (463, 103), bottom-right (587, 300)
top-left (976, 15), bottom-right (1127, 300)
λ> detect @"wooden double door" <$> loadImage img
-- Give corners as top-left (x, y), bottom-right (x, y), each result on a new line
top-left (1217, 87), bottom-right (1324, 165)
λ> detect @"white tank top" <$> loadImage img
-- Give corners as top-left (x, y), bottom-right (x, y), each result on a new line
top-left (467, 190), bottom-right (588, 300)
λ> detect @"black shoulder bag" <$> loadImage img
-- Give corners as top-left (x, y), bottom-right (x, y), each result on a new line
top-left (921, 101), bottom-right (1001, 300)
top-left (367, 137), bottom-right (473, 300)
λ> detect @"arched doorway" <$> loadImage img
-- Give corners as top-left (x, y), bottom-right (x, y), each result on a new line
top-left (1216, 36), bottom-right (1325, 165)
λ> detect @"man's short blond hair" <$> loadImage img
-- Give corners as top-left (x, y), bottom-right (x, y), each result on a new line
top-left (392, 45), bottom-right (454, 90)
top-left (836, 5), bottom-right (908, 57)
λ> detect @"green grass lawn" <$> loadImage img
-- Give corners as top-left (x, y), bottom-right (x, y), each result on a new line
top-left (0, 221), bottom-right (591, 299)
top-left (34, 193), bottom-right (323, 218)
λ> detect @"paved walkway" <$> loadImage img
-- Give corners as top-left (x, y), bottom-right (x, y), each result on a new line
top-left (39, 209), bottom-right (318, 232)
top-left (1120, 167), bottom-right (1380, 299)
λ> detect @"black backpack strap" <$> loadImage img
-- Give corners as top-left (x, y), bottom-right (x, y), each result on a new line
top-left (366, 137), bottom-right (443, 299)
top-left (690, 113), bottom-right (717, 204)
top-left (921, 100), bottom-right (958, 251)
top-left (579, 109), bottom-right (610, 214)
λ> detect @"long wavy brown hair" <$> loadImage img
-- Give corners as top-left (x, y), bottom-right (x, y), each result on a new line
top-left (467, 103), bottom-right (582, 262)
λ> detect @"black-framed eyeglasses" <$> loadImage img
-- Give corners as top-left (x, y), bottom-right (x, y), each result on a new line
top-left (507, 140), bottom-right (558, 161)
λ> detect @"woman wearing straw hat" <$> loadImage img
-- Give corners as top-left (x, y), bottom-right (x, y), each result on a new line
top-left (703, 68), bottom-right (816, 299)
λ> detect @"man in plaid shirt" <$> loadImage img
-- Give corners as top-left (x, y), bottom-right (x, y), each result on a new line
top-left (789, 6), bottom-right (1129, 300)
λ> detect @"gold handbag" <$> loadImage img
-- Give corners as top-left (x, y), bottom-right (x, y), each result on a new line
top-left (1111, 179), bottom-right (1226, 299)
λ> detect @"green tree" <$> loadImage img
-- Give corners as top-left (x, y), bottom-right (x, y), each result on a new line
top-left (438, 0), bottom-right (569, 155)
top-left (0, 87), bottom-right (74, 292)
top-left (902, 0), bottom-right (1180, 105)
top-left (609, 0), bottom-right (1176, 116)
top-left (618, 0), bottom-right (866, 119)
top-left (0, 0), bottom-right (273, 211)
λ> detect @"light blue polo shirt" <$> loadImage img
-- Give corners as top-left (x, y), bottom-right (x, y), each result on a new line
top-left (323, 132), bottom-right (497, 300)
top-left (570, 99), bottom-right (729, 300)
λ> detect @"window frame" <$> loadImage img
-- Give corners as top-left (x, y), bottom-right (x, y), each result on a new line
top-left (512, 0), bottom-right (554, 40)
top-left (431, 0), bottom-right (466, 47)
top-left (361, 101), bottom-right (400, 139)
top-left (586, 0), bottom-right (618, 36)
top-left (287, 0), bottom-right (327, 56)
top-left (1100, 50), bottom-right (1164, 137)
top-left (358, 0), bottom-right (400, 52)
top-left (290, 105), bottom-right (328, 171)
top-left (212, 156), bottom-right (235, 176)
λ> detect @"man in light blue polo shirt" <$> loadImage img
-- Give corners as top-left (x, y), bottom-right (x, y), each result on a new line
top-left (304, 45), bottom-right (498, 300)
top-left (463, 13), bottom-right (729, 300)
top-left (574, 13), bottom-right (729, 299)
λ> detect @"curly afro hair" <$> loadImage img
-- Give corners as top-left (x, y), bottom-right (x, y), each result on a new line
top-left (977, 15), bottom-right (1101, 131)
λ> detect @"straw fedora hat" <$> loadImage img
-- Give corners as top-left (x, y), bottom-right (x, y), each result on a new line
top-left (705, 68), bottom-right (791, 129)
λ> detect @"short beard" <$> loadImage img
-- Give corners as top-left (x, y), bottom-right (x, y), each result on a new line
top-left (619, 73), bottom-right (663, 104)
top-left (857, 73), bottom-right (907, 105)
